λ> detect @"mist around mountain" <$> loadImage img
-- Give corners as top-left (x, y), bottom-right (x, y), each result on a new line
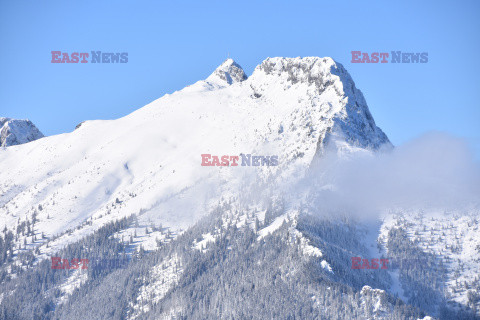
top-left (0, 57), bottom-right (479, 319)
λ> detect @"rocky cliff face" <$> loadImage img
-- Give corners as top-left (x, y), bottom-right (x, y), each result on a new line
top-left (250, 57), bottom-right (390, 153)
top-left (0, 117), bottom-right (44, 147)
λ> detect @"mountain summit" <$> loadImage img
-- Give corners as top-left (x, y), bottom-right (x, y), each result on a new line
top-left (0, 117), bottom-right (44, 147)
top-left (249, 57), bottom-right (390, 152)
top-left (205, 58), bottom-right (248, 85)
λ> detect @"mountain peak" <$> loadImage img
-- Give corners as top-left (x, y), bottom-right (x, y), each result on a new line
top-left (0, 117), bottom-right (44, 147)
top-left (206, 58), bottom-right (247, 85)
top-left (248, 57), bottom-right (391, 151)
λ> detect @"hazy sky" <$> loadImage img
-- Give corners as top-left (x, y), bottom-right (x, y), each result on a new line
top-left (1, 0), bottom-right (479, 157)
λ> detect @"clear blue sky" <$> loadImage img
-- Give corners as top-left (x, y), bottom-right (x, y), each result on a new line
top-left (1, 0), bottom-right (479, 157)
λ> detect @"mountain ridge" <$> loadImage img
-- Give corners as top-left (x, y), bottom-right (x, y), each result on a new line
top-left (0, 56), bottom-right (391, 252)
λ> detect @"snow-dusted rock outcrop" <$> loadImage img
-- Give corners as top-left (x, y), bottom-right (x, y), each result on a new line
top-left (0, 117), bottom-right (44, 147)
top-left (251, 57), bottom-right (390, 153)
top-left (205, 58), bottom-right (248, 86)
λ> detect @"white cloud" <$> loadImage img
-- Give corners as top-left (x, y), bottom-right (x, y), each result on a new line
top-left (300, 132), bottom-right (480, 217)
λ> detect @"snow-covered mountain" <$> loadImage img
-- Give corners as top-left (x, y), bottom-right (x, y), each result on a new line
top-left (0, 57), bottom-right (478, 320)
top-left (0, 57), bottom-right (389, 253)
top-left (0, 117), bottom-right (44, 147)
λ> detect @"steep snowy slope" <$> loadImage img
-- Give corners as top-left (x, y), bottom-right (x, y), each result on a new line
top-left (0, 117), bottom-right (44, 147)
top-left (0, 57), bottom-right (389, 258)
